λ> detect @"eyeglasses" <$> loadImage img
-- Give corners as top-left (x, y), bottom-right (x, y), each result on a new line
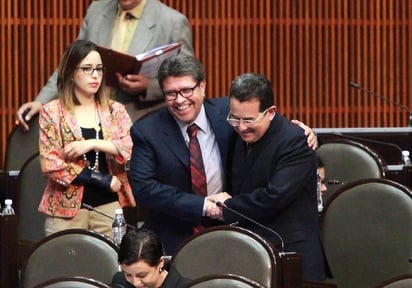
top-left (163, 82), bottom-right (200, 101)
top-left (76, 66), bottom-right (104, 76)
top-left (226, 107), bottom-right (271, 127)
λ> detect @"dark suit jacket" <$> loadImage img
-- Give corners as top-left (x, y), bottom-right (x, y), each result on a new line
top-left (36, 0), bottom-right (194, 122)
top-left (224, 113), bottom-right (326, 281)
top-left (112, 265), bottom-right (190, 288)
top-left (129, 98), bottom-right (234, 254)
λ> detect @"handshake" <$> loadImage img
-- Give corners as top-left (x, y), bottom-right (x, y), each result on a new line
top-left (205, 192), bottom-right (232, 221)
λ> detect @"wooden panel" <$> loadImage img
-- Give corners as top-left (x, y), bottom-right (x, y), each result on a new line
top-left (1, 0), bottom-right (412, 169)
top-left (0, 0), bottom-right (93, 170)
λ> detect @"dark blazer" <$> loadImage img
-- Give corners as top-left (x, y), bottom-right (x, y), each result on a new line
top-left (112, 265), bottom-right (190, 288)
top-left (224, 113), bottom-right (326, 281)
top-left (129, 98), bottom-right (234, 255)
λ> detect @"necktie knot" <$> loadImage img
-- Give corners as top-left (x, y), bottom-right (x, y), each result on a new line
top-left (187, 124), bottom-right (199, 138)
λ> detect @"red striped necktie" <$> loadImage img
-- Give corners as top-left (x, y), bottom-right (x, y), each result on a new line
top-left (187, 124), bottom-right (207, 196)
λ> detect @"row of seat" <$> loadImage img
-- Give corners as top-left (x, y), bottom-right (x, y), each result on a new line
top-left (20, 226), bottom-right (274, 288)
top-left (320, 178), bottom-right (412, 288)
top-left (19, 219), bottom-right (412, 288)
top-left (3, 117), bottom-right (412, 287)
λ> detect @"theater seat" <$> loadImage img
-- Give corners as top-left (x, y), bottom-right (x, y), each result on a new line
top-left (374, 274), bottom-right (412, 288)
top-left (316, 138), bottom-right (386, 204)
top-left (33, 276), bottom-right (111, 288)
top-left (172, 225), bottom-right (281, 288)
top-left (185, 273), bottom-right (267, 288)
top-left (20, 229), bottom-right (119, 288)
top-left (4, 114), bottom-right (39, 171)
top-left (321, 179), bottom-right (412, 288)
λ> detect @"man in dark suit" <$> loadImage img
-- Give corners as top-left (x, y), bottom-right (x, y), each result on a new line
top-left (129, 56), bottom-right (319, 256)
top-left (129, 55), bottom-right (232, 254)
top-left (17, 0), bottom-right (193, 129)
top-left (209, 73), bottom-right (326, 281)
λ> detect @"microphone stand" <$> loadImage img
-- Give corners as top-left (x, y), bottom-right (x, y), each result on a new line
top-left (214, 200), bottom-right (285, 254)
top-left (82, 203), bottom-right (137, 231)
top-left (349, 81), bottom-right (412, 127)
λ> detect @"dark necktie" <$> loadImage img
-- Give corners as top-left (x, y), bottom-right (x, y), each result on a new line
top-left (187, 124), bottom-right (207, 196)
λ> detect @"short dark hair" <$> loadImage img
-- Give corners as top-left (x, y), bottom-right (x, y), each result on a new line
top-left (229, 73), bottom-right (274, 111)
top-left (158, 55), bottom-right (205, 90)
top-left (118, 229), bottom-right (164, 267)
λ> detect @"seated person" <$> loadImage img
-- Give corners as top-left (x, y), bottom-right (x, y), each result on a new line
top-left (112, 229), bottom-right (190, 288)
top-left (317, 155), bottom-right (328, 197)
top-left (317, 155), bottom-right (328, 212)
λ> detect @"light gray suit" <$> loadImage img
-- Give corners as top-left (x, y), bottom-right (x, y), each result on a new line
top-left (36, 0), bottom-right (194, 121)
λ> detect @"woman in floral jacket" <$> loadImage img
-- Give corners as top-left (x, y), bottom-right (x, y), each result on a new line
top-left (38, 40), bottom-right (135, 237)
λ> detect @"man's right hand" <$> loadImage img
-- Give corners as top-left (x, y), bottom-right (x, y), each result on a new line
top-left (17, 101), bottom-right (43, 131)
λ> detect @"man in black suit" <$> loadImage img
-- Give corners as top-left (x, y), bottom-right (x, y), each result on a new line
top-left (209, 73), bottom-right (326, 281)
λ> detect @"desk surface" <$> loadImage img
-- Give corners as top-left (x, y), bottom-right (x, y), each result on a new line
top-left (315, 127), bottom-right (412, 133)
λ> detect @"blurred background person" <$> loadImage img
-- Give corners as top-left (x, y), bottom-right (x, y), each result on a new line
top-left (17, 0), bottom-right (194, 129)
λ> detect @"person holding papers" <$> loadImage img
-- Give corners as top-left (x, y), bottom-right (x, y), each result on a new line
top-left (17, 0), bottom-right (194, 129)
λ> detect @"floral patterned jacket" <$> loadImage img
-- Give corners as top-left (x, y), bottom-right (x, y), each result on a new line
top-left (38, 99), bottom-right (136, 218)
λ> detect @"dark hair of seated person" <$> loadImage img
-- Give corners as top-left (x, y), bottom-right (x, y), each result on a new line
top-left (111, 229), bottom-right (190, 288)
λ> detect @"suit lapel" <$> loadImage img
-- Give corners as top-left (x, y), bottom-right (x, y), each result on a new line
top-left (95, 1), bottom-right (117, 46)
top-left (158, 110), bottom-right (190, 169)
top-left (204, 100), bottom-right (230, 165)
top-left (128, 0), bottom-right (157, 55)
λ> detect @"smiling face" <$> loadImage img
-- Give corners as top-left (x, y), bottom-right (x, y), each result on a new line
top-left (163, 75), bottom-right (206, 124)
top-left (121, 258), bottom-right (165, 288)
top-left (229, 97), bottom-right (275, 144)
top-left (72, 51), bottom-right (103, 99)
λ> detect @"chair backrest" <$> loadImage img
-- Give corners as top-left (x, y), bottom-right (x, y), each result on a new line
top-left (172, 225), bottom-right (281, 288)
top-left (316, 138), bottom-right (386, 203)
top-left (16, 153), bottom-right (47, 241)
top-left (33, 276), bottom-right (111, 288)
top-left (20, 229), bottom-right (119, 288)
top-left (321, 178), bottom-right (412, 288)
top-left (374, 274), bottom-right (412, 288)
top-left (15, 153), bottom-right (48, 269)
top-left (185, 273), bottom-right (268, 288)
top-left (4, 114), bottom-right (39, 171)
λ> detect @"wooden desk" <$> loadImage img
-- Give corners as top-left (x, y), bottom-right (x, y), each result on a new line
top-left (0, 215), bottom-right (18, 288)
top-left (0, 171), bottom-right (20, 288)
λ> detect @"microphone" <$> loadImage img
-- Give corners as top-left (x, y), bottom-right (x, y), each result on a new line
top-left (214, 200), bottom-right (285, 254)
top-left (349, 81), bottom-right (412, 127)
top-left (81, 203), bottom-right (137, 230)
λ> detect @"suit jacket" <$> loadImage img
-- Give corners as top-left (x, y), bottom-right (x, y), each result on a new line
top-left (38, 100), bottom-right (135, 218)
top-left (36, 0), bottom-right (194, 122)
top-left (225, 113), bottom-right (326, 281)
top-left (129, 98), bottom-right (234, 255)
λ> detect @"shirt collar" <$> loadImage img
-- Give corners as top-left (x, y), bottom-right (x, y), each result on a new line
top-left (116, 0), bottom-right (147, 19)
top-left (176, 105), bottom-right (208, 134)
